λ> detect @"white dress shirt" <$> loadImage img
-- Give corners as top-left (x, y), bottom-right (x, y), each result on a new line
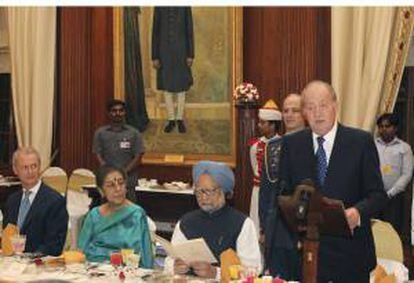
top-left (375, 137), bottom-right (413, 197)
top-left (21, 180), bottom-right (42, 205)
top-left (312, 122), bottom-right (338, 164)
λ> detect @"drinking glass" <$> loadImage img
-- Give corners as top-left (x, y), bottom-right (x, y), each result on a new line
top-left (110, 251), bottom-right (123, 267)
top-left (11, 234), bottom-right (26, 256)
top-left (125, 253), bottom-right (140, 268)
top-left (121, 249), bottom-right (134, 264)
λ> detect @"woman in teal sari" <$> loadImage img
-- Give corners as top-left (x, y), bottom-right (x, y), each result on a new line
top-left (78, 166), bottom-right (153, 268)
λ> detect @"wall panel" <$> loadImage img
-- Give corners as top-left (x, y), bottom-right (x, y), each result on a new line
top-left (58, 7), bottom-right (113, 172)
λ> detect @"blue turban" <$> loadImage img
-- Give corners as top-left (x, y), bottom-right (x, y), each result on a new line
top-left (192, 161), bottom-right (235, 194)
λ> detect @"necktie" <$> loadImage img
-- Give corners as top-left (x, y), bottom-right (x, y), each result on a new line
top-left (17, 190), bottom-right (31, 229)
top-left (316, 136), bottom-right (328, 187)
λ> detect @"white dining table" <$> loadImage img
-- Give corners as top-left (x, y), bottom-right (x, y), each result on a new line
top-left (0, 256), bottom-right (211, 283)
top-left (135, 186), bottom-right (194, 195)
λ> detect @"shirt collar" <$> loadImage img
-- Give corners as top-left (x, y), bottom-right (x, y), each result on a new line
top-left (312, 121), bottom-right (338, 145)
top-left (107, 123), bottom-right (127, 131)
top-left (23, 180), bottom-right (41, 197)
top-left (260, 134), bottom-right (280, 142)
top-left (376, 136), bottom-right (400, 146)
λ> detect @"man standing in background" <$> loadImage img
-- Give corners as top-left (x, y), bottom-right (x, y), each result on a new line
top-left (249, 99), bottom-right (282, 238)
top-left (93, 99), bottom-right (144, 202)
top-left (375, 113), bottom-right (413, 233)
top-left (262, 93), bottom-right (305, 277)
top-left (281, 93), bottom-right (306, 134)
top-left (261, 93), bottom-right (306, 236)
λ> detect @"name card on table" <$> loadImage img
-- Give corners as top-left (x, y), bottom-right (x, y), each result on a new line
top-left (164, 154), bottom-right (184, 164)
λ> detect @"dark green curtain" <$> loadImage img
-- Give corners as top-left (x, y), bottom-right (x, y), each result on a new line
top-left (124, 7), bottom-right (149, 132)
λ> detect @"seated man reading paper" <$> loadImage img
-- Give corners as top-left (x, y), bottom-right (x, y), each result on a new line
top-left (168, 161), bottom-right (262, 280)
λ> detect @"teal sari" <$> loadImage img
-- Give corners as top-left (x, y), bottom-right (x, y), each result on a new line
top-left (78, 204), bottom-right (153, 268)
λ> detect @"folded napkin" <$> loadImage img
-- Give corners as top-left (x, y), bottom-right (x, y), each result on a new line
top-left (2, 224), bottom-right (19, 256)
top-left (220, 248), bottom-right (240, 283)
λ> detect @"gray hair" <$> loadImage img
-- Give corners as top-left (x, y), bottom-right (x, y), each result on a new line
top-left (12, 146), bottom-right (41, 166)
top-left (301, 80), bottom-right (337, 102)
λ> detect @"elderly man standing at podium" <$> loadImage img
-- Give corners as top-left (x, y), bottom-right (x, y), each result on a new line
top-left (277, 80), bottom-right (387, 282)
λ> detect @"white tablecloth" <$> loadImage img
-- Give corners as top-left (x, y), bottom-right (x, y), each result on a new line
top-left (0, 256), bottom-right (212, 282)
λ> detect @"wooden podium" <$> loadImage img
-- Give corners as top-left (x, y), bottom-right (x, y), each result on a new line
top-left (278, 180), bottom-right (352, 283)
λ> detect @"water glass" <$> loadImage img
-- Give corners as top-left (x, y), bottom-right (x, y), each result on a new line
top-left (11, 234), bottom-right (26, 255)
top-left (125, 253), bottom-right (140, 268)
top-left (121, 249), bottom-right (134, 264)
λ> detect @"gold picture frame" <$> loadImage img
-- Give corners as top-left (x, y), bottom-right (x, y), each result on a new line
top-left (113, 7), bottom-right (242, 167)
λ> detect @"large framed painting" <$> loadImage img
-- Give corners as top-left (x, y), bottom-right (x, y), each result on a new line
top-left (113, 7), bottom-right (242, 166)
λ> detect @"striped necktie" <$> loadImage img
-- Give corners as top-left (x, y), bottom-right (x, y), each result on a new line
top-left (17, 190), bottom-right (32, 229)
top-left (316, 136), bottom-right (328, 187)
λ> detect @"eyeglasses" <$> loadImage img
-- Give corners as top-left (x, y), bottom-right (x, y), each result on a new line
top-left (104, 178), bottom-right (126, 190)
top-left (194, 187), bottom-right (220, 197)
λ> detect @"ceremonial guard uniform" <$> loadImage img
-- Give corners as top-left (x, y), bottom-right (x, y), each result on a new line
top-left (249, 100), bottom-right (281, 237)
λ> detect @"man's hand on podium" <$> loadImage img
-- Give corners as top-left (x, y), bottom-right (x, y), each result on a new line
top-left (345, 207), bottom-right (361, 233)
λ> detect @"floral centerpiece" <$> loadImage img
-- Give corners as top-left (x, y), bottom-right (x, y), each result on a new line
top-left (233, 82), bottom-right (260, 104)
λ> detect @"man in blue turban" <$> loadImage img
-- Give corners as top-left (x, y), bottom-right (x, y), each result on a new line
top-left (167, 161), bottom-right (262, 280)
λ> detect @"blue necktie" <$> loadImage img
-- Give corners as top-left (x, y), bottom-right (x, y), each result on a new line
top-left (316, 136), bottom-right (328, 187)
top-left (17, 190), bottom-right (31, 229)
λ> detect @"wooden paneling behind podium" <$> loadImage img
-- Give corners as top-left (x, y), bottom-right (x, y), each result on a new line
top-left (58, 7), bottom-right (331, 213)
top-left (243, 7), bottom-right (331, 103)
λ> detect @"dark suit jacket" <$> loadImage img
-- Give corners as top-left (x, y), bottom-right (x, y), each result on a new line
top-left (3, 183), bottom-right (68, 256)
top-left (152, 7), bottom-right (194, 92)
top-left (279, 124), bottom-right (387, 280)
